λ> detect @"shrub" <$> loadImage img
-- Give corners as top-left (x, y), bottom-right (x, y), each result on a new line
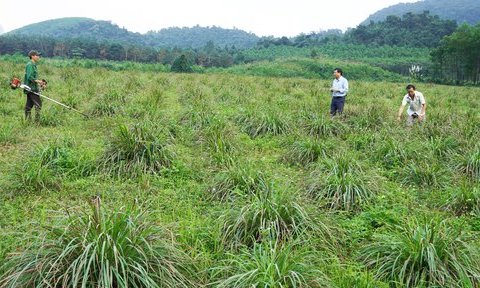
top-left (359, 218), bottom-right (480, 287)
top-left (0, 197), bottom-right (196, 287)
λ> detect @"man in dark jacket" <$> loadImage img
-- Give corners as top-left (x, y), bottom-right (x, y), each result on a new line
top-left (24, 50), bottom-right (44, 122)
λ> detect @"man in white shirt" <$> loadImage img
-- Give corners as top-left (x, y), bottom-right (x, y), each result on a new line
top-left (330, 68), bottom-right (349, 117)
top-left (397, 84), bottom-right (426, 126)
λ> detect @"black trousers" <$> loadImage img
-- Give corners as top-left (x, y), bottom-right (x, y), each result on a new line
top-left (25, 92), bottom-right (42, 121)
top-left (330, 96), bottom-right (345, 116)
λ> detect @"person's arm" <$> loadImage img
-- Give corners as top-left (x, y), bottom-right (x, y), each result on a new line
top-left (419, 103), bottom-right (426, 121)
top-left (397, 104), bottom-right (406, 121)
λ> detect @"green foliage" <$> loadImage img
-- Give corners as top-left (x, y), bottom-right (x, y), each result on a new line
top-left (457, 146), bottom-right (480, 182)
top-left (360, 217), bottom-right (480, 287)
top-left (213, 237), bottom-right (329, 287)
top-left (98, 122), bottom-right (174, 178)
top-left (431, 23), bottom-right (480, 85)
top-left (209, 163), bottom-right (267, 201)
top-left (171, 55), bottom-right (193, 73)
top-left (348, 11), bottom-right (457, 48)
top-left (221, 182), bottom-right (315, 247)
top-left (236, 109), bottom-right (290, 138)
top-left (363, 0), bottom-right (480, 26)
top-left (283, 138), bottom-right (328, 166)
top-left (15, 138), bottom-right (94, 192)
top-left (301, 112), bottom-right (339, 137)
top-left (400, 161), bottom-right (449, 188)
top-left (443, 185), bottom-right (480, 216)
top-left (0, 197), bottom-right (196, 287)
top-left (307, 155), bottom-right (378, 211)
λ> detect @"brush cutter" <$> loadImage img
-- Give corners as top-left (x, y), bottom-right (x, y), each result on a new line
top-left (10, 77), bottom-right (89, 118)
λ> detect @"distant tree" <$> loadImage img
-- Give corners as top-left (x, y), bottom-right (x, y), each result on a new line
top-left (347, 11), bottom-right (457, 47)
top-left (431, 23), bottom-right (480, 84)
top-left (108, 43), bottom-right (125, 61)
top-left (171, 54), bottom-right (193, 73)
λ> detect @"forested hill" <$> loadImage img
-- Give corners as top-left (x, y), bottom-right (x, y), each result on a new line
top-left (362, 0), bottom-right (480, 25)
top-left (144, 26), bottom-right (259, 49)
top-left (8, 18), bottom-right (145, 44)
top-left (7, 17), bottom-right (260, 49)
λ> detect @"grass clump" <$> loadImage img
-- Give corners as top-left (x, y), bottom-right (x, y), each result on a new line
top-left (307, 155), bottom-right (377, 211)
top-left (221, 182), bottom-right (315, 247)
top-left (236, 109), bottom-right (290, 138)
top-left (443, 185), bottom-right (480, 216)
top-left (15, 138), bottom-right (93, 192)
top-left (457, 146), bottom-right (480, 182)
top-left (99, 122), bottom-right (174, 178)
top-left (213, 236), bottom-right (329, 288)
top-left (359, 217), bottom-right (480, 288)
top-left (283, 137), bottom-right (328, 166)
top-left (208, 162), bottom-right (267, 201)
top-left (0, 197), bottom-right (196, 288)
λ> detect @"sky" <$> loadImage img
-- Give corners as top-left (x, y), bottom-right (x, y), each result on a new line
top-left (0, 0), bottom-right (419, 37)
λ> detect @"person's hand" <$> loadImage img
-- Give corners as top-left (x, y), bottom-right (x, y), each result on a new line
top-left (419, 114), bottom-right (424, 121)
top-left (39, 79), bottom-right (47, 89)
top-left (330, 88), bottom-right (338, 92)
top-left (397, 115), bottom-right (401, 122)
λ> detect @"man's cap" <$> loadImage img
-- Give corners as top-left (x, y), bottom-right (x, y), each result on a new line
top-left (28, 50), bottom-right (41, 57)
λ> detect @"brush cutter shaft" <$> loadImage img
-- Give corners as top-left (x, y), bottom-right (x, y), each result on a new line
top-left (19, 84), bottom-right (89, 118)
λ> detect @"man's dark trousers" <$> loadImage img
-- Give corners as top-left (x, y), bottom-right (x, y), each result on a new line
top-left (330, 96), bottom-right (345, 116)
top-left (25, 91), bottom-right (42, 121)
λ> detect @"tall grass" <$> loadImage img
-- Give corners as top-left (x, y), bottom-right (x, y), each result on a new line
top-left (400, 161), bottom-right (448, 188)
top-left (98, 122), bottom-right (174, 178)
top-left (457, 146), bottom-right (480, 182)
top-left (301, 112), bottom-right (339, 137)
top-left (208, 162), bottom-right (267, 201)
top-left (443, 184), bottom-right (480, 216)
top-left (307, 155), bottom-right (377, 211)
top-left (221, 182), bottom-right (316, 247)
top-left (212, 236), bottom-right (329, 288)
top-left (0, 197), bottom-right (196, 287)
top-left (236, 109), bottom-right (290, 138)
top-left (283, 137), bottom-right (329, 167)
top-left (15, 138), bottom-right (94, 192)
top-left (359, 217), bottom-right (480, 287)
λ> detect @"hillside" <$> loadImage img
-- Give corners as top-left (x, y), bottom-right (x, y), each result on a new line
top-left (7, 17), bottom-right (260, 49)
top-left (9, 17), bottom-right (145, 44)
top-left (362, 0), bottom-right (480, 25)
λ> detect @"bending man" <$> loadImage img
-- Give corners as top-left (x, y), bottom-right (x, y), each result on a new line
top-left (397, 84), bottom-right (426, 126)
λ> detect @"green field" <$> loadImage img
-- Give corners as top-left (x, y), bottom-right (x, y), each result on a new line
top-left (0, 56), bottom-right (479, 287)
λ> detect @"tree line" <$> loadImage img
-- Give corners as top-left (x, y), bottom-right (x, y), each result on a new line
top-left (1, 11), bottom-right (479, 84)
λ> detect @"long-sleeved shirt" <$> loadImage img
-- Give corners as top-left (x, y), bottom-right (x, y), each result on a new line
top-left (331, 76), bottom-right (348, 97)
top-left (24, 60), bottom-right (39, 93)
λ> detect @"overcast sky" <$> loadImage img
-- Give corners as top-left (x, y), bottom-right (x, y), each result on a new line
top-left (0, 0), bottom-right (419, 37)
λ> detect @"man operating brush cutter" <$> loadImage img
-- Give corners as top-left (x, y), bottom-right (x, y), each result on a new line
top-left (10, 76), bottom-right (90, 119)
